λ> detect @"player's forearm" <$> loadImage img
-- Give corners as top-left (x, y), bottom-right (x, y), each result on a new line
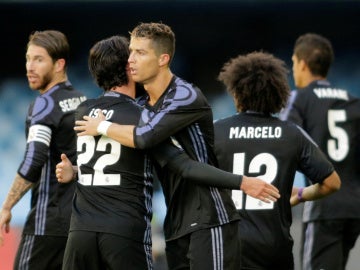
top-left (101, 122), bottom-right (135, 148)
top-left (296, 171), bottom-right (341, 203)
top-left (166, 153), bottom-right (242, 189)
top-left (182, 161), bottom-right (242, 189)
top-left (2, 174), bottom-right (33, 210)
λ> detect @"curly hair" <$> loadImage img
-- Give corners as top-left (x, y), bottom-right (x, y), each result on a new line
top-left (218, 51), bottom-right (290, 114)
top-left (88, 35), bottom-right (129, 91)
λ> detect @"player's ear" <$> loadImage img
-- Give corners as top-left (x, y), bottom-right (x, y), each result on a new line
top-left (299, 59), bottom-right (307, 71)
top-left (55, 58), bottom-right (66, 72)
top-left (159, 54), bottom-right (170, 67)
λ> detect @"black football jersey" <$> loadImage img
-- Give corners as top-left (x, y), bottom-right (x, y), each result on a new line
top-left (18, 81), bottom-right (86, 236)
top-left (70, 91), bottom-right (153, 244)
top-left (280, 80), bottom-right (360, 221)
top-left (135, 76), bottom-right (240, 241)
top-left (214, 112), bottom-right (334, 257)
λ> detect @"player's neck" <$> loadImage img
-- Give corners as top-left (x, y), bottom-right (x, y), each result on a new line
top-left (144, 69), bottom-right (173, 106)
top-left (111, 83), bottom-right (136, 99)
top-left (39, 73), bottom-right (68, 94)
top-left (303, 74), bottom-right (326, 88)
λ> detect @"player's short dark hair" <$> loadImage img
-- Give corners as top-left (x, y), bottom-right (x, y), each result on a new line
top-left (130, 22), bottom-right (175, 64)
top-left (88, 35), bottom-right (129, 91)
top-left (27, 30), bottom-right (70, 66)
top-left (294, 33), bottom-right (334, 77)
top-left (218, 51), bottom-right (290, 114)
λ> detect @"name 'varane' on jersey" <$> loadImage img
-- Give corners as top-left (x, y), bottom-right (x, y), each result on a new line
top-left (281, 80), bottom-right (360, 221)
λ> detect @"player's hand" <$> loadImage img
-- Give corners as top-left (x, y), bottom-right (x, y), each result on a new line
top-left (74, 110), bottom-right (106, 136)
top-left (0, 209), bottom-right (11, 246)
top-left (240, 176), bottom-right (280, 203)
top-left (56, 154), bottom-right (74, 183)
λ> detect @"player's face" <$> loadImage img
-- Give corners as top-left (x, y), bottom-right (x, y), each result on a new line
top-left (128, 37), bottom-right (161, 85)
top-left (26, 45), bottom-right (56, 93)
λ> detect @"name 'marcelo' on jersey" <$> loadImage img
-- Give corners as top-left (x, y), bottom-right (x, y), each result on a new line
top-left (18, 81), bottom-right (86, 236)
top-left (214, 112), bottom-right (334, 266)
top-left (280, 80), bottom-right (360, 221)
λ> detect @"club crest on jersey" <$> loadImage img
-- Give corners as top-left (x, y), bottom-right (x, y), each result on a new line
top-left (229, 126), bottom-right (282, 139)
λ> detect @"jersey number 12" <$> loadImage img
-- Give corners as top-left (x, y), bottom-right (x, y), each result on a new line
top-left (232, 152), bottom-right (277, 210)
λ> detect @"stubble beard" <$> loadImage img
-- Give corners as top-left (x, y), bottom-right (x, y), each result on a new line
top-left (29, 72), bottom-right (53, 92)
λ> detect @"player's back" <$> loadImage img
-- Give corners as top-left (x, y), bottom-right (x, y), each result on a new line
top-left (214, 112), bottom-right (334, 267)
top-left (214, 113), bottom-right (301, 235)
top-left (283, 80), bottom-right (360, 221)
top-left (71, 92), bottom-right (153, 244)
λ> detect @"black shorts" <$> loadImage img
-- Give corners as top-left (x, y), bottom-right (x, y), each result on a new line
top-left (14, 234), bottom-right (68, 270)
top-left (165, 221), bottom-right (241, 270)
top-left (62, 230), bottom-right (153, 270)
top-left (302, 219), bottom-right (360, 270)
top-left (239, 217), bottom-right (294, 270)
top-left (240, 235), bottom-right (294, 270)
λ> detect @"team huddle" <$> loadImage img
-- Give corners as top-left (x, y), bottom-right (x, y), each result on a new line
top-left (0, 21), bottom-right (359, 270)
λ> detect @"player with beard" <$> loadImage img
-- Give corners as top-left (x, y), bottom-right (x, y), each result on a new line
top-left (57, 35), bottom-right (278, 270)
top-left (0, 30), bottom-right (86, 269)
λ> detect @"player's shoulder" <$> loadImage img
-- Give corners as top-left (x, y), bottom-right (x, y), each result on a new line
top-left (214, 115), bottom-right (231, 123)
top-left (346, 96), bottom-right (360, 119)
top-left (167, 76), bottom-right (210, 108)
top-left (172, 75), bottom-right (202, 94)
top-left (77, 98), bottom-right (95, 109)
top-left (173, 75), bottom-right (194, 87)
top-left (48, 83), bottom-right (86, 108)
top-left (282, 119), bottom-right (316, 144)
top-left (293, 85), bottom-right (314, 100)
top-left (214, 114), bottom-right (238, 126)
top-left (294, 80), bottom-right (327, 97)
top-left (347, 94), bottom-right (360, 106)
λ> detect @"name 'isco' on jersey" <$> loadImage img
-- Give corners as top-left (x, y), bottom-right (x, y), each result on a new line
top-left (70, 91), bottom-right (153, 244)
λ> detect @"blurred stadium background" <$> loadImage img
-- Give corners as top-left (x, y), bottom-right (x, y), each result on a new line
top-left (1, 1), bottom-right (360, 269)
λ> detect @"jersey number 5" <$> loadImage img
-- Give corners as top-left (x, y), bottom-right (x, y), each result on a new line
top-left (232, 152), bottom-right (277, 210)
top-left (77, 135), bottom-right (121, 186)
top-left (327, 109), bottom-right (349, 161)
